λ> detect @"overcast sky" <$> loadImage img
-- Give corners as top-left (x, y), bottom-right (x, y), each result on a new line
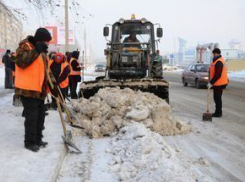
top-left (82, 0), bottom-right (245, 58)
top-left (3, 0), bottom-right (245, 59)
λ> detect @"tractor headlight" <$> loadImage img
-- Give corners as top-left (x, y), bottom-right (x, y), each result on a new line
top-left (119, 18), bottom-right (125, 24)
top-left (140, 18), bottom-right (147, 23)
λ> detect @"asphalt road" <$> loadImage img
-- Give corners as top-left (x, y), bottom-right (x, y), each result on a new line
top-left (164, 72), bottom-right (245, 138)
top-left (163, 71), bottom-right (245, 181)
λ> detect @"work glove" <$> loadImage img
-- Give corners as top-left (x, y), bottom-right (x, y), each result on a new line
top-left (207, 83), bottom-right (212, 89)
top-left (35, 42), bottom-right (48, 53)
top-left (49, 84), bottom-right (59, 97)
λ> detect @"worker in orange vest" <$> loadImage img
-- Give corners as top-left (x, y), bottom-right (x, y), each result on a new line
top-left (49, 52), bottom-right (70, 109)
top-left (14, 28), bottom-right (54, 152)
top-left (69, 51), bottom-right (82, 99)
top-left (209, 48), bottom-right (229, 117)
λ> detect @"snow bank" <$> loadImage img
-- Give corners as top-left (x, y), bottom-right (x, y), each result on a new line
top-left (228, 70), bottom-right (245, 82)
top-left (72, 87), bottom-right (191, 138)
top-left (107, 122), bottom-right (195, 181)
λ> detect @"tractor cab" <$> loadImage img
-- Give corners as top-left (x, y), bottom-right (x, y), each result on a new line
top-left (104, 15), bottom-right (162, 79)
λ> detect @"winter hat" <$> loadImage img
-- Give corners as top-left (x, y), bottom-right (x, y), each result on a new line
top-left (34, 28), bottom-right (52, 42)
top-left (212, 48), bottom-right (221, 55)
top-left (71, 51), bottom-right (80, 59)
top-left (54, 53), bottom-right (64, 64)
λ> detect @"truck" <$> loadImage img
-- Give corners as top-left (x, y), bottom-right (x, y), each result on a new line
top-left (79, 15), bottom-right (169, 103)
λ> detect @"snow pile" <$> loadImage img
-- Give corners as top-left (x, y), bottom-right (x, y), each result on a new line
top-left (72, 87), bottom-right (191, 138)
top-left (107, 122), bottom-right (195, 181)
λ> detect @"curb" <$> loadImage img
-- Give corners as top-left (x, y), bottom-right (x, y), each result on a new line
top-left (48, 145), bottom-right (68, 182)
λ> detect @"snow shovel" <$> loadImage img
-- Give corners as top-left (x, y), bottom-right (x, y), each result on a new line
top-left (202, 85), bottom-right (212, 122)
top-left (55, 86), bottom-right (84, 130)
top-left (41, 53), bottom-right (81, 152)
top-left (56, 98), bottom-right (82, 153)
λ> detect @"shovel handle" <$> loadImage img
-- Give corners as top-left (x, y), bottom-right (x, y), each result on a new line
top-left (56, 98), bottom-right (67, 135)
top-left (207, 86), bottom-right (210, 112)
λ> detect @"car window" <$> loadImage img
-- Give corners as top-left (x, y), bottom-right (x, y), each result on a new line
top-left (191, 65), bottom-right (195, 71)
top-left (196, 65), bottom-right (208, 72)
top-left (96, 65), bottom-right (105, 67)
top-left (187, 65), bottom-right (192, 71)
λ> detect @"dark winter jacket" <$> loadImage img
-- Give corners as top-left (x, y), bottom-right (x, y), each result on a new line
top-left (50, 61), bottom-right (70, 84)
top-left (70, 58), bottom-right (82, 82)
top-left (2, 53), bottom-right (13, 68)
top-left (70, 51), bottom-right (81, 82)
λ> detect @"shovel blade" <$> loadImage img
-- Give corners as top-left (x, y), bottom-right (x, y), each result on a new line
top-left (62, 135), bottom-right (82, 153)
top-left (13, 95), bottom-right (22, 107)
top-left (202, 112), bottom-right (212, 122)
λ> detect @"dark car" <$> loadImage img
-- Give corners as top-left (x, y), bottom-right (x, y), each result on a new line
top-left (181, 63), bottom-right (209, 88)
top-left (95, 64), bottom-right (106, 72)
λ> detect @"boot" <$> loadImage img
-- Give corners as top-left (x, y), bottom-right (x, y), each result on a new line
top-left (25, 144), bottom-right (40, 152)
top-left (37, 141), bottom-right (48, 148)
top-left (212, 113), bottom-right (222, 117)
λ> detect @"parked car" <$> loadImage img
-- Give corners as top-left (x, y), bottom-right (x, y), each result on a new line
top-left (181, 63), bottom-right (209, 88)
top-left (95, 64), bottom-right (106, 72)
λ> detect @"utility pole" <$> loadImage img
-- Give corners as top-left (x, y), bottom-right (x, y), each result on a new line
top-left (82, 50), bottom-right (85, 81)
top-left (173, 36), bottom-right (176, 66)
top-left (84, 27), bottom-right (87, 70)
top-left (65, 0), bottom-right (69, 52)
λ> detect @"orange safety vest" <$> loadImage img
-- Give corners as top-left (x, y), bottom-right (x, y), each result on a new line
top-left (69, 58), bottom-right (81, 76)
top-left (209, 57), bottom-right (228, 86)
top-left (15, 54), bottom-right (45, 92)
top-left (49, 60), bottom-right (69, 88)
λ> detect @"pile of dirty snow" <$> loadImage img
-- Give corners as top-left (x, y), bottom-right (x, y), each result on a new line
top-left (72, 87), bottom-right (191, 138)
top-left (107, 122), bottom-right (195, 181)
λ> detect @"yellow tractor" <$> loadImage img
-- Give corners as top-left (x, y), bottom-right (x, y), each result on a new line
top-left (79, 15), bottom-right (169, 103)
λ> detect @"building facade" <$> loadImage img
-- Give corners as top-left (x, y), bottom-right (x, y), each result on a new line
top-left (0, 1), bottom-right (23, 51)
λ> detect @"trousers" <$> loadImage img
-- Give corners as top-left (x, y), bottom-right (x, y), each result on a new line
top-left (71, 79), bottom-right (78, 99)
top-left (21, 96), bottom-right (46, 146)
top-left (5, 68), bottom-right (13, 88)
top-left (213, 86), bottom-right (224, 114)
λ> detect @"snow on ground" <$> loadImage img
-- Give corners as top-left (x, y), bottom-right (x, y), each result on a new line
top-left (107, 122), bottom-right (195, 181)
top-left (0, 67), bottom-right (65, 181)
top-left (228, 70), bottom-right (245, 82)
top-left (0, 66), bottom-right (244, 182)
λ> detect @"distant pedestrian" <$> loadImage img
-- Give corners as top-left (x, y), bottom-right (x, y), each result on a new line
top-left (209, 48), bottom-right (229, 117)
top-left (65, 51), bottom-right (72, 96)
top-left (69, 51), bottom-right (81, 99)
top-left (15, 27), bottom-right (53, 152)
top-left (2, 49), bottom-right (14, 89)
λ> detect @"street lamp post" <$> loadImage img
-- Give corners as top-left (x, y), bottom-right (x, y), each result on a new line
top-left (65, 0), bottom-right (69, 52)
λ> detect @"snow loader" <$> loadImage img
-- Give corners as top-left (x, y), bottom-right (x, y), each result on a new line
top-left (79, 15), bottom-right (169, 103)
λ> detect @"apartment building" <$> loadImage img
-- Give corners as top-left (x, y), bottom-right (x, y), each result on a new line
top-left (0, 1), bottom-right (23, 51)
